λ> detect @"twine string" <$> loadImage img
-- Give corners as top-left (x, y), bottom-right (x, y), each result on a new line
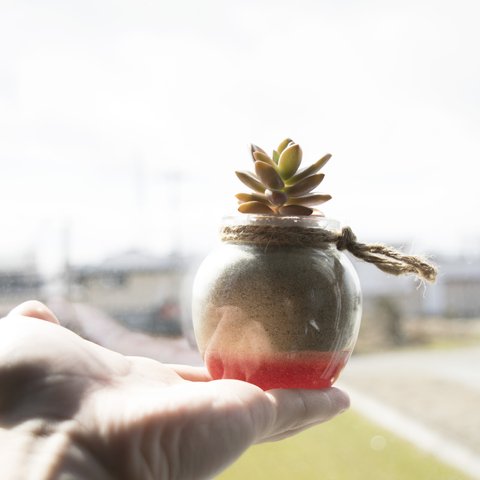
top-left (221, 224), bottom-right (437, 283)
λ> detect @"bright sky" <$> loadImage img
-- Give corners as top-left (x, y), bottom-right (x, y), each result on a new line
top-left (1, 0), bottom-right (479, 270)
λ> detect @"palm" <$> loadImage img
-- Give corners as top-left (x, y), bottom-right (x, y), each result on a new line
top-left (0, 303), bottom-right (349, 480)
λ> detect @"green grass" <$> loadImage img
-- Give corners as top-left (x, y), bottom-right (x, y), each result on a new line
top-left (217, 410), bottom-right (470, 480)
top-left (415, 338), bottom-right (480, 351)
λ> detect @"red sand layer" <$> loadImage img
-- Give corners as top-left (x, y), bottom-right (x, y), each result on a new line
top-left (205, 350), bottom-right (351, 390)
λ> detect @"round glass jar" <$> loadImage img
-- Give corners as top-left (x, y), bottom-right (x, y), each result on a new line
top-left (192, 215), bottom-right (362, 390)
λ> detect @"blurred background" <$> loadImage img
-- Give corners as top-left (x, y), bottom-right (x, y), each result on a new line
top-left (1, 1), bottom-right (479, 478)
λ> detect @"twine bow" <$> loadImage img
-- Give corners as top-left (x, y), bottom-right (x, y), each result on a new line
top-left (221, 224), bottom-right (437, 283)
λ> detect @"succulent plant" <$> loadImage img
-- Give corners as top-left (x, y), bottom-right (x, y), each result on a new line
top-left (235, 138), bottom-right (332, 216)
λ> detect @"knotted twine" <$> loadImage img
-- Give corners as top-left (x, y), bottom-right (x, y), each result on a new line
top-left (221, 224), bottom-right (437, 283)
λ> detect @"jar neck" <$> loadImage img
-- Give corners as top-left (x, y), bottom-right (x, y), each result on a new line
top-left (221, 214), bottom-right (340, 232)
top-left (220, 215), bottom-right (341, 248)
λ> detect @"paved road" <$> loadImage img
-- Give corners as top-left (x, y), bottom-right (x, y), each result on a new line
top-left (339, 346), bottom-right (480, 478)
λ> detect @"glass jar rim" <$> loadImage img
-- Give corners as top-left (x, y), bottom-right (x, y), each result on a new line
top-left (221, 214), bottom-right (341, 232)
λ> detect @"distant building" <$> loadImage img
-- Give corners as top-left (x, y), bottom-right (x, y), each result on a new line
top-left (0, 254), bottom-right (43, 316)
top-left (422, 256), bottom-right (480, 318)
top-left (352, 258), bottom-right (423, 316)
top-left (70, 250), bottom-right (190, 335)
top-left (352, 253), bottom-right (480, 319)
top-left (1, 247), bottom-right (479, 330)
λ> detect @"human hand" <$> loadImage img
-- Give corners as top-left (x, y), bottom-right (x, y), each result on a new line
top-left (0, 301), bottom-right (349, 480)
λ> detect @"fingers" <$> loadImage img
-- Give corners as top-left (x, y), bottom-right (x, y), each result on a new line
top-left (7, 300), bottom-right (60, 325)
top-left (166, 364), bottom-right (213, 382)
top-left (124, 357), bottom-right (213, 386)
top-left (200, 381), bottom-right (349, 445)
top-left (258, 387), bottom-right (350, 443)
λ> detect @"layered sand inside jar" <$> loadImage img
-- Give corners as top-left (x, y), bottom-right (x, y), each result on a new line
top-left (193, 243), bottom-right (361, 389)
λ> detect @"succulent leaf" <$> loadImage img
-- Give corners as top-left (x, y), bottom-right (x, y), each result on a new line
top-left (238, 201), bottom-right (275, 214)
top-left (285, 173), bottom-right (325, 196)
top-left (278, 143), bottom-right (302, 179)
top-left (265, 189), bottom-right (288, 206)
top-left (278, 205), bottom-right (313, 216)
top-left (287, 154), bottom-right (331, 184)
top-left (253, 151), bottom-right (277, 167)
top-left (235, 171), bottom-right (266, 193)
top-left (235, 192), bottom-right (269, 204)
top-left (286, 194), bottom-right (332, 206)
top-left (254, 161), bottom-right (285, 190)
top-left (277, 138), bottom-right (293, 155)
top-left (250, 144), bottom-right (267, 161)
top-left (272, 150), bottom-right (280, 164)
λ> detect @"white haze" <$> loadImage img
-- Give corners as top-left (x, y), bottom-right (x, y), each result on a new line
top-left (1, 0), bottom-right (479, 268)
